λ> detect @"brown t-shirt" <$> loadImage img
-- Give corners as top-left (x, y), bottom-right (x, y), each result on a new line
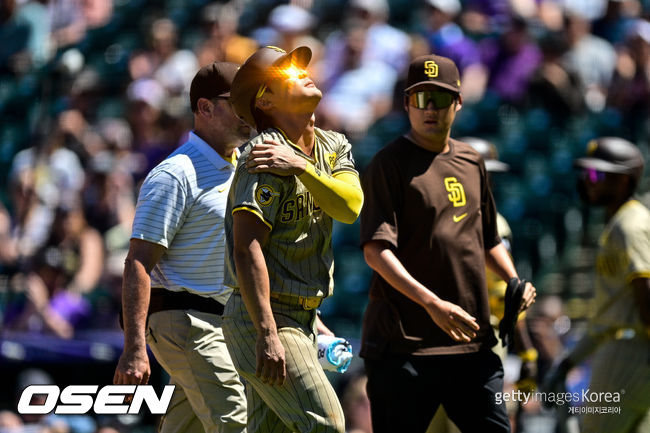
top-left (359, 136), bottom-right (500, 358)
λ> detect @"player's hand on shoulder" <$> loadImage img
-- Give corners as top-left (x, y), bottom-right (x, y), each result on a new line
top-left (247, 139), bottom-right (307, 176)
top-left (519, 281), bottom-right (537, 313)
top-left (113, 347), bottom-right (150, 385)
top-left (425, 298), bottom-right (480, 343)
top-left (255, 331), bottom-right (287, 386)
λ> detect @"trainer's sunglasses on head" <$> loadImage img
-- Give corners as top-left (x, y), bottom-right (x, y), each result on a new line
top-left (581, 167), bottom-right (606, 183)
top-left (407, 90), bottom-right (456, 110)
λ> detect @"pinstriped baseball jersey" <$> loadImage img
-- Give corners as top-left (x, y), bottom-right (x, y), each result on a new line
top-left (131, 132), bottom-right (237, 305)
top-left (224, 127), bottom-right (358, 298)
top-left (591, 199), bottom-right (650, 331)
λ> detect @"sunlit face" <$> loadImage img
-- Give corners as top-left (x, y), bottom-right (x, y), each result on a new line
top-left (577, 168), bottom-right (623, 206)
top-left (405, 85), bottom-right (461, 139)
top-left (256, 63), bottom-right (322, 115)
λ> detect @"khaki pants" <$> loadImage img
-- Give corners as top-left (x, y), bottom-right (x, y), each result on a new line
top-left (146, 309), bottom-right (247, 433)
top-left (222, 293), bottom-right (345, 433)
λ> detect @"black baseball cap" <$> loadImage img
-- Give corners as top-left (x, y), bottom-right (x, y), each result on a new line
top-left (405, 54), bottom-right (461, 94)
top-left (230, 46), bottom-right (312, 128)
top-left (461, 137), bottom-right (510, 172)
top-left (574, 137), bottom-right (644, 182)
top-left (190, 62), bottom-right (239, 112)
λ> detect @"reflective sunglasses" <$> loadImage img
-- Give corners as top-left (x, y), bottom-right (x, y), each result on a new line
top-left (407, 90), bottom-right (456, 110)
top-left (580, 167), bottom-right (606, 183)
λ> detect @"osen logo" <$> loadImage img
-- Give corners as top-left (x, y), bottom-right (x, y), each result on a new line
top-left (255, 184), bottom-right (279, 207)
top-left (18, 385), bottom-right (175, 415)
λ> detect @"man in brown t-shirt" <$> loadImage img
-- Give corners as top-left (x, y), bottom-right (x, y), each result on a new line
top-left (360, 54), bottom-right (537, 433)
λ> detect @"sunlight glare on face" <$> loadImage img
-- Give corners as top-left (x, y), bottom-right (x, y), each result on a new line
top-left (281, 63), bottom-right (308, 80)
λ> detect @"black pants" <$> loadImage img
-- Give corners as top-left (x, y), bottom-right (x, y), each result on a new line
top-left (365, 350), bottom-right (510, 433)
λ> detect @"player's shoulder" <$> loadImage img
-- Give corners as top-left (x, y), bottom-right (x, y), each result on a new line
top-left (239, 129), bottom-right (288, 159)
top-left (452, 138), bottom-right (482, 161)
top-left (616, 200), bottom-right (650, 231)
top-left (368, 135), bottom-right (410, 165)
top-left (315, 127), bottom-right (349, 151)
top-left (146, 142), bottom-right (197, 183)
top-left (232, 131), bottom-right (288, 185)
top-left (315, 127), bottom-right (346, 142)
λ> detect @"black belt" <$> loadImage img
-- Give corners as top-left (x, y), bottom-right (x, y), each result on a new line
top-left (148, 288), bottom-right (225, 316)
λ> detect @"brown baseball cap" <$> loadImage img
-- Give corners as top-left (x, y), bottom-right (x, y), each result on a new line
top-left (405, 54), bottom-right (461, 94)
top-left (190, 62), bottom-right (239, 112)
top-left (230, 45), bottom-right (312, 128)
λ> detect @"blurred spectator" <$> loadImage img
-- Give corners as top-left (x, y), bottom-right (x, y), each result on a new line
top-left (423, 0), bottom-right (478, 71)
top-left (16, 0), bottom-right (54, 68)
top-left (5, 202), bottom-right (103, 338)
top-left (526, 295), bottom-right (568, 381)
top-left (149, 18), bottom-right (199, 95)
top-left (0, 0), bottom-right (32, 76)
top-left (527, 31), bottom-right (585, 124)
top-left (95, 428), bottom-right (121, 433)
top-left (49, 0), bottom-right (87, 50)
top-left (0, 169), bottom-right (52, 270)
top-left (422, 0), bottom-right (488, 102)
top-left (195, 2), bottom-right (257, 66)
top-left (67, 67), bottom-right (104, 126)
top-left (3, 124), bottom-right (86, 270)
top-left (125, 78), bottom-right (174, 175)
top-left (481, 16), bottom-right (542, 105)
top-left (321, 0), bottom-right (411, 79)
top-left (10, 123), bottom-right (86, 208)
top-left (607, 19), bottom-right (650, 139)
top-left (266, 4), bottom-right (323, 62)
top-left (318, 26), bottom-right (397, 138)
top-left (592, 0), bottom-right (639, 44)
top-left (81, 0), bottom-right (113, 30)
top-left (563, 9), bottom-right (617, 111)
top-left (127, 18), bottom-right (198, 95)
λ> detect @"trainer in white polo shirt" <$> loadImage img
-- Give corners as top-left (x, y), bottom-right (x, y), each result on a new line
top-left (135, 130), bottom-right (238, 303)
top-left (114, 62), bottom-right (251, 433)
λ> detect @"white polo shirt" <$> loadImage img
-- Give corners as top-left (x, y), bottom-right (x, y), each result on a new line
top-left (131, 132), bottom-right (237, 304)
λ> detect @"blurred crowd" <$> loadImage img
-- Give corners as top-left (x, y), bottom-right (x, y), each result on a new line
top-left (0, 0), bottom-right (649, 431)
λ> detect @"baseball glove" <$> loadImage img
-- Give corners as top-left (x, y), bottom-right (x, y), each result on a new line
top-left (498, 277), bottom-right (527, 347)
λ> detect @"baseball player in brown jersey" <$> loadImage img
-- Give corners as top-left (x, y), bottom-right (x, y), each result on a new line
top-left (222, 46), bottom-right (363, 433)
top-left (359, 54), bottom-right (536, 433)
top-left (543, 137), bottom-right (650, 433)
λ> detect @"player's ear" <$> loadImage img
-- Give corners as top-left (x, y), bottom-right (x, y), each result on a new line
top-left (197, 98), bottom-right (214, 117)
top-left (403, 94), bottom-right (409, 113)
top-left (255, 96), bottom-right (273, 113)
top-left (455, 94), bottom-right (463, 112)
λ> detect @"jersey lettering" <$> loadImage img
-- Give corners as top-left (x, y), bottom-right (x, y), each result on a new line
top-left (296, 194), bottom-right (306, 220)
top-left (280, 192), bottom-right (320, 223)
top-left (280, 201), bottom-right (295, 223)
